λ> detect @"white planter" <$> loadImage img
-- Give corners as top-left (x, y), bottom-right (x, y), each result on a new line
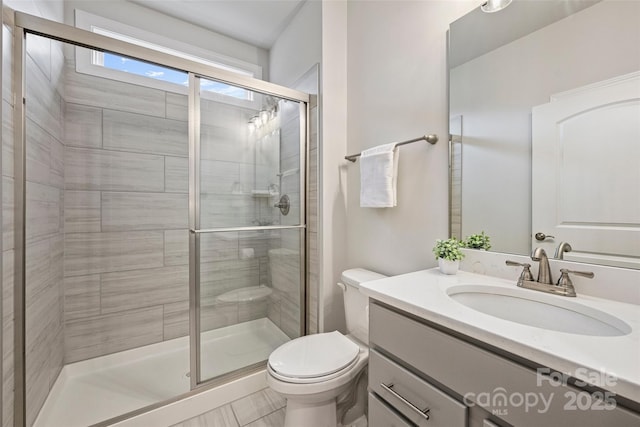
top-left (438, 258), bottom-right (459, 275)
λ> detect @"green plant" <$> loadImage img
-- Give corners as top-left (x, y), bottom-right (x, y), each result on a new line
top-left (465, 231), bottom-right (491, 250)
top-left (433, 238), bottom-right (465, 261)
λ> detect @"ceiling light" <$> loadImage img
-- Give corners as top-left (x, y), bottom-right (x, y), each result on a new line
top-left (481, 0), bottom-right (512, 13)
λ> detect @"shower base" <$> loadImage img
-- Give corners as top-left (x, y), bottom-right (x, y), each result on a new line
top-left (34, 318), bottom-right (290, 427)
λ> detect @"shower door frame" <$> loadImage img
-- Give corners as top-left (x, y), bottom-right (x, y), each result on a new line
top-left (11, 9), bottom-right (309, 427)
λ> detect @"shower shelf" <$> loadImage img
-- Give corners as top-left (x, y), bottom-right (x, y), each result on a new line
top-left (251, 190), bottom-right (274, 198)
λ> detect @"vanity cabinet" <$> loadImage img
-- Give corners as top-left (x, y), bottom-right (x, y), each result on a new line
top-left (368, 301), bottom-right (640, 427)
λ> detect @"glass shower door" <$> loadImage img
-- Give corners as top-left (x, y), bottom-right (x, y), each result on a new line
top-left (189, 76), bottom-right (306, 385)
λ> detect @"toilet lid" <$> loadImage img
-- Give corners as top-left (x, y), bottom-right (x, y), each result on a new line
top-left (268, 331), bottom-right (360, 379)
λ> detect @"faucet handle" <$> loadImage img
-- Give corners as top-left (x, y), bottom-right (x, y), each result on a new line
top-left (556, 269), bottom-right (594, 297)
top-left (557, 268), bottom-right (594, 281)
top-left (505, 260), bottom-right (534, 284)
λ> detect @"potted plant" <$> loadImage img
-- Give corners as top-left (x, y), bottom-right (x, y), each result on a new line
top-left (433, 238), bottom-right (465, 275)
top-left (465, 231), bottom-right (491, 251)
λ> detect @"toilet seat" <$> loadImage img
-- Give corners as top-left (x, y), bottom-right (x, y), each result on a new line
top-left (268, 331), bottom-right (360, 384)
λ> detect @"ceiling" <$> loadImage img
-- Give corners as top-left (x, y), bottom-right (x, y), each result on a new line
top-left (128, 0), bottom-right (306, 49)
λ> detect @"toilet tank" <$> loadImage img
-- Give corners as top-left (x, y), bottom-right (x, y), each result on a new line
top-left (339, 268), bottom-right (387, 344)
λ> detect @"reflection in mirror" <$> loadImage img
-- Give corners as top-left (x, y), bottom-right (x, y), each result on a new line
top-left (449, 0), bottom-right (640, 269)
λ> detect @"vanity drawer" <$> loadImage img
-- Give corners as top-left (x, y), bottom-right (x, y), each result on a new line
top-left (368, 392), bottom-right (412, 427)
top-left (370, 349), bottom-right (467, 427)
top-left (370, 302), bottom-right (640, 427)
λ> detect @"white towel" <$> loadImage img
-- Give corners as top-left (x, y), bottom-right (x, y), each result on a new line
top-left (359, 142), bottom-right (399, 208)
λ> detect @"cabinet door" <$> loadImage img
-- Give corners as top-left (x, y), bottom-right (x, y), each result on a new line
top-left (369, 392), bottom-right (413, 427)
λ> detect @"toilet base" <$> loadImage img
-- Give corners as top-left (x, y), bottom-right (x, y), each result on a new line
top-left (284, 398), bottom-right (337, 427)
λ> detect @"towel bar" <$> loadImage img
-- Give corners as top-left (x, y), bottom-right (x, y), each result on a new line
top-left (345, 134), bottom-right (438, 162)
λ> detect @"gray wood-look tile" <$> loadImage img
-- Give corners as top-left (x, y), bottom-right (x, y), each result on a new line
top-left (165, 93), bottom-right (188, 122)
top-left (26, 56), bottom-right (62, 141)
top-left (200, 97), bottom-right (251, 129)
top-left (171, 403), bottom-right (238, 427)
top-left (163, 300), bottom-right (189, 340)
top-left (238, 300), bottom-right (268, 323)
top-left (3, 250), bottom-right (14, 323)
top-left (200, 232), bottom-right (240, 263)
top-left (26, 118), bottom-right (53, 186)
top-left (26, 278), bottom-right (62, 427)
top-left (25, 330), bottom-right (49, 427)
top-left (26, 181), bottom-right (61, 243)
top-left (165, 156), bottom-right (188, 193)
top-left (2, 250), bottom-right (14, 427)
top-left (166, 92), bottom-right (252, 126)
top-left (3, 99), bottom-right (15, 178)
top-left (201, 159), bottom-right (240, 194)
top-left (279, 298), bottom-right (301, 340)
top-left (244, 408), bottom-right (285, 427)
top-left (65, 58), bottom-right (166, 117)
top-left (200, 194), bottom-right (255, 228)
top-left (2, 26), bottom-right (13, 106)
top-left (101, 265), bottom-right (188, 314)
top-left (64, 231), bottom-right (164, 277)
top-left (164, 229), bottom-right (190, 267)
top-left (49, 137), bottom-right (64, 189)
top-left (238, 231), bottom-right (272, 260)
top-left (201, 301), bottom-right (240, 333)
top-left (200, 259), bottom-right (259, 302)
top-left (165, 229), bottom-right (239, 267)
top-left (65, 147), bottom-right (165, 192)
top-left (64, 191), bottom-right (101, 233)
top-left (25, 238), bottom-right (51, 306)
top-left (63, 275), bottom-right (101, 321)
top-left (200, 125), bottom-right (250, 163)
top-left (3, 177), bottom-right (14, 251)
top-left (103, 109), bottom-right (188, 157)
top-left (230, 388), bottom-right (286, 426)
top-left (163, 299), bottom-right (241, 339)
top-left (64, 306), bottom-right (164, 363)
top-left (64, 103), bottom-right (102, 148)
top-left (101, 192), bottom-right (188, 231)
top-left (26, 33), bottom-right (51, 89)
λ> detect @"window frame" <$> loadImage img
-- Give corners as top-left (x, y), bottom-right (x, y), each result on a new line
top-left (74, 9), bottom-right (263, 108)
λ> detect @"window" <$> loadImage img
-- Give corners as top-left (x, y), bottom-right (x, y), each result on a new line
top-left (75, 10), bottom-right (263, 105)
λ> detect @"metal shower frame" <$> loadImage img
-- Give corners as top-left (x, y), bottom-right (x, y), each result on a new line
top-left (8, 8), bottom-right (309, 426)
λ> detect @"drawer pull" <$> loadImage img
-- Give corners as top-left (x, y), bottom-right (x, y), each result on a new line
top-left (381, 383), bottom-right (430, 421)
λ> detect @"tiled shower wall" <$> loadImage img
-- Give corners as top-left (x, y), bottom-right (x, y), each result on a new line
top-left (62, 55), bottom-right (283, 363)
top-left (3, 27), bottom-right (83, 426)
top-left (24, 33), bottom-right (66, 427)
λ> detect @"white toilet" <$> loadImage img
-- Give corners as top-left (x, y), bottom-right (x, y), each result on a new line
top-left (267, 268), bottom-right (386, 427)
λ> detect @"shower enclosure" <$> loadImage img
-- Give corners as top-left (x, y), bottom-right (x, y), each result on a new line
top-left (9, 10), bottom-right (308, 427)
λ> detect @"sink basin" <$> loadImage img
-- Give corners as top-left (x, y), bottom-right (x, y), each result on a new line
top-left (447, 285), bottom-right (631, 337)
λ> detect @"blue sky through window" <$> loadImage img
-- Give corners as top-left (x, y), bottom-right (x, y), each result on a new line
top-left (103, 52), bottom-right (250, 100)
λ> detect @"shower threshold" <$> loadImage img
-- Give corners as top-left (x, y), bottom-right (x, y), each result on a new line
top-left (33, 318), bottom-right (290, 427)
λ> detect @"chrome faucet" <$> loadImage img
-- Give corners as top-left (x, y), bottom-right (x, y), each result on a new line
top-left (554, 242), bottom-right (572, 260)
top-left (506, 248), bottom-right (594, 297)
top-left (531, 247), bottom-right (553, 284)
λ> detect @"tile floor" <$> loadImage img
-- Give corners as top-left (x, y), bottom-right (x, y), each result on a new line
top-left (171, 387), bottom-right (286, 427)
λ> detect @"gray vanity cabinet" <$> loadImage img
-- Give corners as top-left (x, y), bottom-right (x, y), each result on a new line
top-left (368, 301), bottom-right (640, 427)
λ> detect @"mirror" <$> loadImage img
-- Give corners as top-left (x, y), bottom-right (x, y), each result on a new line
top-left (449, 0), bottom-right (640, 269)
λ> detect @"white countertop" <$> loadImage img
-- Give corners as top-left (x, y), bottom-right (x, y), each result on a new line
top-left (359, 268), bottom-right (640, 402)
